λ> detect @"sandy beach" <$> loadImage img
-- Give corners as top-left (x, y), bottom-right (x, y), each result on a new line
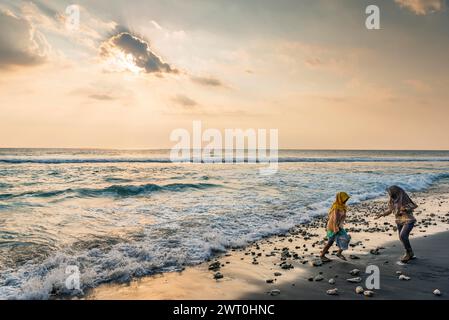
top-left (87, 185), bottom-right (449, 300)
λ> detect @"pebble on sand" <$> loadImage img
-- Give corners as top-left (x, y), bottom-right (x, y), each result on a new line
top-left (347, 277), bottom-right (362, 283)
top-left (349, 269), bottom-right (360, 276)
top-left (363, 290), bottom-right (374, 297)
top-left (326, 288), bottom-right (338, 296)
top-left (209, 261), bottom-right (221, 271)
top-left (281, 263), bottom-right (294, 270)
top-left (433, 289), bottom-right (441, 296)
top-left (270, 289), bottom-right (281, 296)
top-left (355, 286), bottom-right (364, 294)
top-left (214, 272), bottom-right (224, 280)
top-left (398, 274), bottom-right (411, 281)
top-left (328, 278), bottom-right (335, 285)
top-left (314, 275), bottom-right (324, 282)
top-left (311, 259), bottom-right (323, 267)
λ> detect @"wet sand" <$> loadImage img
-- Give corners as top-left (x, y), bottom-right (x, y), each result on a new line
top-left (87, 188), bottom-right (449, 300)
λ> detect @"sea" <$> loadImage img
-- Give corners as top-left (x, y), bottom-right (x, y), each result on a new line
top-left (1, 149), bottom-right (449, 299)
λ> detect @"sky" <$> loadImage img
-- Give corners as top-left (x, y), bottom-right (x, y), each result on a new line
top-left (0, 0), bottom-right (448, 150)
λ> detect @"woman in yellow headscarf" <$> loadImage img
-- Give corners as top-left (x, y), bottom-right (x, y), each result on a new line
top-left (320, 192), bottom-right (351, 262)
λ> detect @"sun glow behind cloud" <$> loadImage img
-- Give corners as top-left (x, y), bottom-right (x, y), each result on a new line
top-left (99, 31), bottom-right (177, 74)
top-left (101, 45), bottom-right (144, 74)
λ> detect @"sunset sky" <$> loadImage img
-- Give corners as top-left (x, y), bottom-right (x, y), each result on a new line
top-left (0, 0), bottom-right (448, 149)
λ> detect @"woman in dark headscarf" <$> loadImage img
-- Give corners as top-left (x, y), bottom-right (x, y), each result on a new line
top-left (376, 185), bottom-right (418, 263)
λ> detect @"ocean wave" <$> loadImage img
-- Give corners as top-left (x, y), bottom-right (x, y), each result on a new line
top-left (0, 182), bottom-right (221, 200)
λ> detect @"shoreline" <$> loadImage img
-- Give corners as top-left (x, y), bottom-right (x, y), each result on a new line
top-left (86, 186), bottom-right (449, 300)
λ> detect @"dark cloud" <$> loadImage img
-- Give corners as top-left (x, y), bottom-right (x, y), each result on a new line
top-left (101, 32), bottom-right (177, 74)
top-left (0, 10), bottom-right (48, 68)
top-left (172, 94), bottom-right (198, 108)
top-left (191, 76), bottom-right (223, 87)
top-left (70, 86), bottom-right (133, 103)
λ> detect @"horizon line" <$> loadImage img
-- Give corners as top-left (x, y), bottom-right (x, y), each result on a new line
top-left (1, 147), bottom-right (449, 152)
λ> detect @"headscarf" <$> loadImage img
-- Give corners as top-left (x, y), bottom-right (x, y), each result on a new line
top-left (329, 192), bottom-right (350, 214)
top-left (387, 185), bottom-right (418, 212)
top-left (327, 192), bottom-right (350, 233)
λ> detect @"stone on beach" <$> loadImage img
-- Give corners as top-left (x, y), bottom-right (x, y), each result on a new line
top-left (214, 272), bottom-right (224, 280)
top-left (281, 263), bottom-right (294, 270)
top-left (314, 275), bottom-right (324, 281)
top-left (347, 277), bottom-right (362, 283)
top-left (398, 274), bottom-right (411, 281)
top-left (433, 289), bottom-right (441, 296)
top-left (326, 288), bottom-right (338, 295)
top-left (355, 286), bottom-right (364, 294)
top-left (363, 290), bottom-right (374, 297)
top-left (311, 259), bottom-right (323, 267)
top-left (208, 261), bottom-right (221, 271)
top-left (328, 278), bottom-right (335, 284)
top-left (349, 269), bottom-right (360, 276)
top-left (270, 289), bottom-right (281, 296)
top-left (274, 272), bottom-right (282, 277)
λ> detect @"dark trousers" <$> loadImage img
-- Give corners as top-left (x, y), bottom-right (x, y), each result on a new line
top-left (397, 221), bottom-right (415, 252)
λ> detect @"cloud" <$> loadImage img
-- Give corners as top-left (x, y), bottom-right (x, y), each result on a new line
top-left (191, 76), bottom-right (223, 87)
top-left (0, 9), bottom-right (49, 68)
top-left (70, 85), bottom-right (133, 103)
top-left (1, 2), bottom-right (116, 67)
top-left (394, 0), bottom-right (445, 15)
top-left (172, 94), bottom-right (198, 108)
top-left (100, 32), bottom-right (177, 74)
